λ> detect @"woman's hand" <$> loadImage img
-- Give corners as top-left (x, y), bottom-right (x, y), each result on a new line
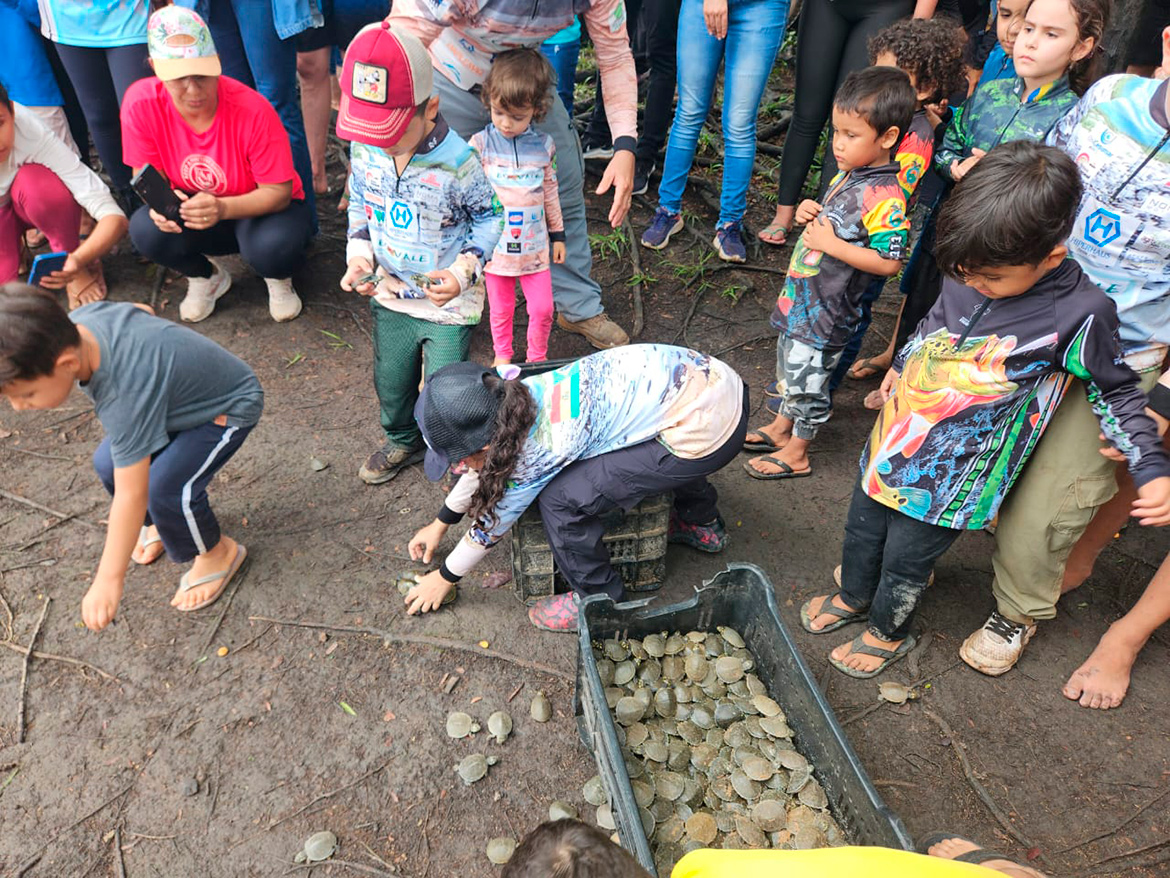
top-left (340, 257), bottom-right (376, 295)
top-left (409, 519), bottom-right (450, 563)
top-left (703, 0), bottom-right (728, 38)
top-left (424, 270), bottom-right (461, 306)
top-left (150, 201), bottom-right (184, 234)
top-left (552, 241), bottom-right (566, 264)
top-left (37, 253), bottom-right (82, 289)
top-left (404, 569), bottom-right (454, 615)
top-left (794, 199), bottom-right (822, 225)
top-left (178, 190), bottom-right (225, 231)
top-left (879, 368), bottom-right (901, 403)
top-left (596, 150), bottom-right (635, 227)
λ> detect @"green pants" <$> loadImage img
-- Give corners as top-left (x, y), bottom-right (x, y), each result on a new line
top-left (371, 301), bottom-right (473, 449)
top-left (990, 370), bottom-right (1160, 623)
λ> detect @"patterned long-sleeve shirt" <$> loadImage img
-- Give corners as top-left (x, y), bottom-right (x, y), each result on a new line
top-left (345, 114), bottom-right (503, 325)
top-left (469, 124), bottom-right (564, 276)
top-left (1047, 74), bottom-right (1170, 371)
top-left (864, 259), bottom-right (1170, 530)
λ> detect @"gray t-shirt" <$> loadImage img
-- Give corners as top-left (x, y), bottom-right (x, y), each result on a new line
top-left (71, 303), bottom-right (264, 467)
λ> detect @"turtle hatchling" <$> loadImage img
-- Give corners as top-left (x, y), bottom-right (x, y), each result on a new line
top-left (446, 711), bottom-right (480, 739)
top-left (488, 710), bottom-right (513, 744)
top-left (294, 830), bottom-right (338, 864)
top-left (531, 691), bottom-right (552, 722)
top-left (456, 753), bottom-right (497, 785)
top-left (486, 837), bottom-right (517, 864)
top-left (549, 800), bottom-right (578, 820)
top-left (396, 570), bottom-right (457, 605)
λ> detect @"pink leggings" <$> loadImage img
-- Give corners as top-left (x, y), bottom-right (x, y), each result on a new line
top-left (0, 163), bottom-right (82, 284)
top-left (484, 269), bottom-right (554, 362)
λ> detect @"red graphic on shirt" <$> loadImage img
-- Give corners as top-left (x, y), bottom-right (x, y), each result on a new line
top-left (181, 154), bottom-right (229, 194)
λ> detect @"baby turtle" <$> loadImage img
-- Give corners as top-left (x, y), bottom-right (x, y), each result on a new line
top-left (685, 812), bottom-right (718, 845)
top-left (446, 711), bottom-right (480, 739)
top-left (456, 753), bottom-right (497, 785)
top-left (878, 681), bottom-right (912, 704)
top-left (717, 626), bottom-right (745, 649)
top-left (294, 830), bottom-right (338, 864)
top-left (487, 710), bottom-right (513, 744)
top-left (714, 656), bottom-right (746, 684)
top-left (396, 573), bottom-right (457, 605)
top-left (549, 800), bottom-right (578, 821)
top-left (583, 775), bottom-right (608, 806)
top-left (643, 633), bottom-right (666, 658)
top-left (597, 802), bottom-right (617, 831)
top-left (530, 691), bottom-right (552, 723)
top-left (486, 837), bottom-right (517, 865)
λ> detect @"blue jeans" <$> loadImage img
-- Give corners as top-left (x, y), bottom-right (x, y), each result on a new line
top-left (656, 0), bottom-right (787, 226)
top-left (541, 40), bottom-right (581, 117)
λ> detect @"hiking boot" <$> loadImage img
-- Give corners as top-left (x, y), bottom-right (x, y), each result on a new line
top-left (632, 159), bottom-right (655, 196)
top-left (960, 611), bottom-right (1037, 676)
top-left (713, 222), bottom-right (747, 263)
top-left (528, 592), bottom-right (580, 632)
top-left (641, 207), bottom-right (683, 250)
top-left (265, 277), bottom-right (303, 322)
top-left (580, 137), bottom-right (614, 160)
top-left (359, 443), bottom-right (424, 485)
top-left (180, 256), bottom-right (233, 323)
top-left (556, 312), bottom-right (629, 349)
top-left (668, 512), bottom-right (727, 553)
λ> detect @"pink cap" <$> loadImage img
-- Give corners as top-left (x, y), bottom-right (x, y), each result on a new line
top-left (337, 21), bottom-right (434, 148)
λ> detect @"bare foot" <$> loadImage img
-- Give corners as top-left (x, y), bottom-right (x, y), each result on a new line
top-left (747, 422), bottom-right (791, 449)
top-left (927, 836), bottom-right (1043, 878)
top-left (1062, 625), bottom-right (1141, 709)
top-left (24, 228), bottom-right (46, 248)
top-left (171, 536), bottom-right (242, 610)
top-left (132, 525), bottom-right (165, 565)
top-left (805, 592), bottom-right (862, 631)
top-left (66, 264), bottom-right (107, 309)
top-left (759, 204), bottom-right (795, 245)
top-left (831, 630), bottom-right (903, 674)
top-left (746, 446), bottom-right (810, 477)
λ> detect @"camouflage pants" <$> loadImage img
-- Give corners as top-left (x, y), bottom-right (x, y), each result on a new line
top-left (775, 333), bottom-right (844, 440)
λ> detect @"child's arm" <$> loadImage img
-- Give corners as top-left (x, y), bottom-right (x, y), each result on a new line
top-left (802, 217), bottom-right (902, 276)
top-left (342, 147), bottom-right (376, 293)
top-left (82, 457), bottom-right (150, 631)
top-left (934, 100), bottom-right (973, 181)
top-left (434, 157), bottom-right (504, 299)
top-left (802, 185), bottom-right (909, 277)
top-left (542, 135), bottom-right (566, 264)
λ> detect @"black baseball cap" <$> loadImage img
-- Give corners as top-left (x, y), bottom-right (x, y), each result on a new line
top-left (414, 361), bottom-right (503, 480)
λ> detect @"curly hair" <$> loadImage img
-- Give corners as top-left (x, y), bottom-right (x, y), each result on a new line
top-left (868, 17), bottom-right (969, 106)
top-left (467, 373), bottom-right (537, 527)
top-left (481, 48), bottom-right (556, 122)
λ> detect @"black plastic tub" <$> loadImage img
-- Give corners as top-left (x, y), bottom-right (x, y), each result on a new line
top-left (573, 563), bottom-right (914, 875)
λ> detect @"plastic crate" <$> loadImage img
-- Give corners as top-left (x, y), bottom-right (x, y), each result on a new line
top-left (510, 493), bottom-right (671, 605)
top-left (573, 563), bottom-right (914, 875)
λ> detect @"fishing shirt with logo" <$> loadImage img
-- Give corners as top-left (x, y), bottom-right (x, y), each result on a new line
top-left (345, 114), bottom-right (503, 325)
top-left (771, 164), bottom-right (908, 351)
top-left (1047, 74), bottom-right (1170, 371)
top-left (440, 345), bottom-right (746, 576)
top-left (469, 123), bottom-right (564, 276)
top-left (862, 260), bottom-right (1170, 530)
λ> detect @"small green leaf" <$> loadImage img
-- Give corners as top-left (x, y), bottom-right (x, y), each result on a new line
top-left (340, 701), bottom-right (357, 716)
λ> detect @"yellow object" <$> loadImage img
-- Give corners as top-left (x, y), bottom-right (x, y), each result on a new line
top-left (671, 848), bottom-right (1008, 878)
top-left (478, 640), bottom-right (490, 649)
top-left (216, 646), bottom-right (229, 657)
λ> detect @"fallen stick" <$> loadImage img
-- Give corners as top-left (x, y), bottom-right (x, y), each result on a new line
top-left (0, 557), bottom-right (54, 574)
top-left (2, 512), bottom-right (80, 553)
top-left (284, 858), bottom-right (398, 877)
top-left (922, 707), bottom-right (1043, 861)
top-left (1, 639), bottom-right (120, 682)
top-left (621, 216), bottom-right (644, 337)
top-left (16, 597), bottom-right (50, 743)
top-left (1056, 784), bottom-right (1170, 854)
top-left (4, 447), bottom-right (74, 462)
top-left (1086, 836), bottom-right (1170, 870)
top-left (114, 826), bottom-right (127, 878)
top-left (0, 581), bottom-right (12, 640)
top-left (249, 615), bottom-right (574, 682)
top-left (195, 560), bottom-right (250, 661)
top-left (0, 488), bottom-right (102, 530)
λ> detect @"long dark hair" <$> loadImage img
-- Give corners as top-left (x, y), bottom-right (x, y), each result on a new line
top-left (468, 374), bottom-right (537, 526)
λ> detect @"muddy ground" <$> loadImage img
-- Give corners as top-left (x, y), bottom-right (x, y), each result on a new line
top-left (1, 136), bottom-right (1168, 878)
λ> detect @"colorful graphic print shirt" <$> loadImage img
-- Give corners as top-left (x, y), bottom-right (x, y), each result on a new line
top-left (440, 345), bottom-right (746, 576)
top-left (772, 163), bottom-right (908, 350)
top-left (469, 124), bottom-right (564, 276)
top-left (1047, 75), bottom-right (1170, 370)
top-left (862, 260), bottom-right (1170, 530)
top-left (935, 76), bottom-right (1076, 178)
top-left (896, 109), bottom-right (936, 206)
top-left (345, 115), bottom-right (503, 326)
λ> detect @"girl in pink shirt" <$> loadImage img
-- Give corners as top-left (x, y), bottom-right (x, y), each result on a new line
top-left (469, 50), bottom-right (565, 365)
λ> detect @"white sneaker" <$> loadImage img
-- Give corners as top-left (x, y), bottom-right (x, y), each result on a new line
top-left (265, 277), bottom-right (302, 322)
top-left (180, 257), bottom-right (232, 323)
top-left (960, 611), bottom-right (1037, 676)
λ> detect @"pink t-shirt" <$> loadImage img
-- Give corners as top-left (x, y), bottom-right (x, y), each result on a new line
top-left (121, 76), bottom-right (304, 201)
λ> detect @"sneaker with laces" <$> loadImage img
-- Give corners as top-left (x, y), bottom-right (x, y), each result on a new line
top-left (556, 312), bottom-right (629, 349)
top-left (960, 611), bottom-right (1037, 676)
top-left (668, 512), bottom-right (727, 553)
top-left (641, 207), bottom-right (684, 250)
top-left (359, 442), bottom-right (424, 485)
top-left (580, 138), bottom-right (614, 160)
top-left (713, 222), bottom-right (747, 263)
top-left (528, 592), bottom-right (580, 632)
top-left (265, 277), bottom-right (303, 322)
top-left (632, 159), bottom-right (655, 196)
top-left (180, 257), bottom-right (232, 323)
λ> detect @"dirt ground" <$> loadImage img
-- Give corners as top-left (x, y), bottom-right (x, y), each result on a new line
top-left (1, 145), bottom-right (1169, 878)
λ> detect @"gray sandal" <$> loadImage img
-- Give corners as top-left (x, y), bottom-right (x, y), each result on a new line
top-left (175, 544), bottom-right (247, 612)
top-left (829, 633), bottom-right (917, 678)
top-left (800, 591), bottom-right (867, 634)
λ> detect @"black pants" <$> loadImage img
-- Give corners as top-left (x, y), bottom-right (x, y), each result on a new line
top-left (537, 386), bottom-right (749, 601)
top-left (129, 199), bottom-right (312, 279)
top-left (839, 480), bottom-right (961, 640)
top-left (775, 0), bottom-right (913, 205)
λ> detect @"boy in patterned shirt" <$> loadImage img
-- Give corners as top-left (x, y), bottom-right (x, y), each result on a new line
top-left (336, 23), bottom-right (502, 485)
top-left (744, 67), bottom-right (915, 481)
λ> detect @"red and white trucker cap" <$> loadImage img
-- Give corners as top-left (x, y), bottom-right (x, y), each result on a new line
top-left (337, 21), bottom-right (434, 148)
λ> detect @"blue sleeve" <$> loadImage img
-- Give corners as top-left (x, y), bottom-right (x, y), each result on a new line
top-left (457, 154), bottom-right (503, 261)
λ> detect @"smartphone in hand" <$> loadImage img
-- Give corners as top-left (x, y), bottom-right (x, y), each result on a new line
top-left (131, 164), bottom-right (183, 223)
top-left (28, 251), bottom-right (68, 287)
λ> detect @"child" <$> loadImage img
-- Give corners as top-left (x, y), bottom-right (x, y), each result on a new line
top-left (0, 287), bottom-right (261, 632)
top-left (979, 0), bottom-right (1026, 87)
top-left (743, 67), bottom-right (914, 481)
top-left (336, 23), bottom-right (502, 485)
top-left (799, 142), bottom-right (1170, 678)
top-left (963, 36), bottom-right (1170, 679)
top-left (502, 820), bottom-right (650, 878)
top-left (469, 49), bottom-right (566, 366)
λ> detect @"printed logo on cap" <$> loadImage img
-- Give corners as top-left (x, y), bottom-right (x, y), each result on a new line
top-left (353, 62), bottom-right (389, 104)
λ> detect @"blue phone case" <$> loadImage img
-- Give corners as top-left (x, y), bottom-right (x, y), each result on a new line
top-left (28, 251), bottom-right (69, 287)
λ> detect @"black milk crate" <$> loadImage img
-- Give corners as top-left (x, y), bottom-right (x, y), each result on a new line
top-left (573, 563), bottom-right (914, 875)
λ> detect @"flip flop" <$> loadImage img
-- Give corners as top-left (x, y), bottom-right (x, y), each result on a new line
top-left (174, 543), bottom-right (247, 612)
top-left (800, 590), bottom-right (867, 634)
top-left (743, 429), bottom-right (783, 453)
top-left (743, 456), bottom-right (812, 481)
top-left (917, 832), bottom-right (1018, 865)
top-left (847, 357), bottom-right (887, 380)
top-left (133, 526), bottom-right (165, 566)
top-left (829, 633), bottom-right (916, 678)
top-left (758, 221), bottom-right (790, 246)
